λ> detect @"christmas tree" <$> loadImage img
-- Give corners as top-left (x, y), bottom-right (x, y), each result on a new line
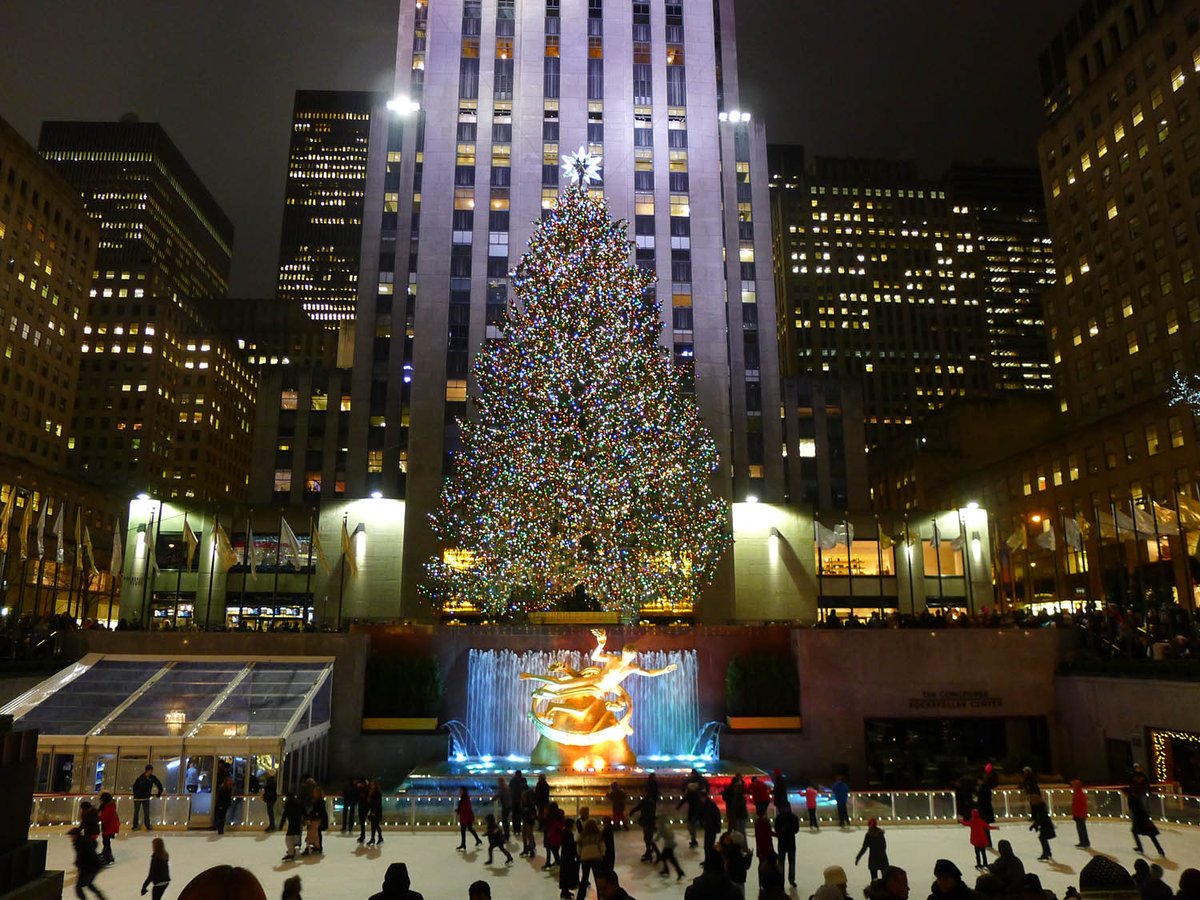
top-left (424, 150), bottom-right (730, 617)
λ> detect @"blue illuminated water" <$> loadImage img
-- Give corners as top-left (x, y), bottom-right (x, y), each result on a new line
top-left (465, 648), bottom-right (699, 759)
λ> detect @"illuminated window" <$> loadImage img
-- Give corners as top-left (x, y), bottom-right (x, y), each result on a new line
top-left (922, 541), bottom-right (964, 577)
top-left (273, 470), bottom-right (292, 492)
top-left (280, 390), bottom-right (298, 410)
top-left (818, 540), bottom-right (895, 577)
top-left (1146, 424), bottom-right (1160, 456)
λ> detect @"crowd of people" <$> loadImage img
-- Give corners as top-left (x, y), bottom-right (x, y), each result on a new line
top-left (61, 759), bottom-right (1200, 900)
top-left (815, 603), bottom-right (1200, 662)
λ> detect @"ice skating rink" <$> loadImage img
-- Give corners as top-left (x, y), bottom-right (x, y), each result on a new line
top-left (42, 820), bottom-right (1199, 900)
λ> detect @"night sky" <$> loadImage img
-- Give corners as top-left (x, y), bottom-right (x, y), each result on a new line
top-left (1, 0), bottom-right (1080, 297)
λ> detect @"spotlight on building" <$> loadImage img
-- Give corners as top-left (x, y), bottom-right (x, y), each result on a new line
top-left (370, 490), bottom-right (383, 499)
top-left (136, 492), bottom-right (151, 500)
top-left (746, 494), bottom-right (759, 503)
top-left (386, 96), bottom-right (421, 115)
top-left (966, 501), bottom-right (979, 510)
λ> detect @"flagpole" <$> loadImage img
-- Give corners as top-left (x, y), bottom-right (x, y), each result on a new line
top-left (66, 509), bottom-right (80, 623)
top-left (844, 512), bottom-right (853, 611)
top-left (958, 507), bottom-right (974, 616)
top-left (139, 511), bottom-right (156, 626)
top-left (1129, 497), bottom-right (1147, 618)
top-left (814, 516), bottom-right (824, 622)
top-left (904, 517), bottom-right (915, 617)
top-left (240, 510), bottom-right (251, 612)
top-left (304, 513), bottom-right (315, 627)
top-left (337, 513), bottom-right (348, 632)
top-left (1147, 496), bottom-right (1166, 609)
top-left (933, 517), bottom-right (944, 607)
top-left (106, 566), bottom-right (117, 629)
top-left (272, 512), bottom-right (283, 612)
top-left (49, 507), bottom-right (61, 617)
top-left (1058, 506), bottom-right (1073, 608)
top-left (1171, 481), bottom-right (1197, 620)
top-left (175, 511), bottom-right (188, 625)
top-left (33, 552), bottom-right (45, 617)
top-left (875, 515), bottom-right (884, 621)
top-left (205, 509), bottom-right (219, 631)
top-left (1022, 515), bottom-right (1033, 608)
top-left (1048, 511), bottom-right (1063, 612)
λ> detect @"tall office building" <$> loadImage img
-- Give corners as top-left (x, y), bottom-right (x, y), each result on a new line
top-left (334, 0), bottom-right (783, 617)
top-left (39, 120), bottom-right (257, 503)
top-left (770, 150), bottom-right (992, 449)
top-left (276, 90), bottom-right (384, 325)
top-left (0, 116), bottom-right (96, 473)
top-left (945, 164), bottom-right (1057, 395)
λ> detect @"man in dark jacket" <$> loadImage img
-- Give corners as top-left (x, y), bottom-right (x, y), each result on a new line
top-left (929, 859), bottom-right (977, 900)
top-left (282, 792), bottom-right (304, 861)
top-left (341, 776), bottom-right (358, 834)
top-left (70, 826), bottom-right (105, 899)
top-left (865, 866), bottom-right (910, 900)
top-left (368, 862), bottom-right (425, 900)
top-left (596, 870), bottom-right (636, 900)
top-left (131, 765), bottom-right (164, 831)
top-left (700, 793), bottom-right (722, 855)
top-left (263, 772), bottom-right (278, 832)
top-left (685, 849), bottom-right (740, 900)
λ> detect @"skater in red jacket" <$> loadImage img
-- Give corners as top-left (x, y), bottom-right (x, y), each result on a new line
top-left (962, 808), bottom-right (996, 869)
top-left (98, 792), bottom-right (120, 865)
top-left (1070, 779), bottom-right (1089, 848)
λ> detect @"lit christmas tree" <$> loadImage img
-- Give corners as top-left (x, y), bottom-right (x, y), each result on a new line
top-left (424, 150), bottom-right (730, 617)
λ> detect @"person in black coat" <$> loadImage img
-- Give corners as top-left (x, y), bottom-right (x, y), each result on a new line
top-left (214, 776), bottom-right (234, 834)
top-left (368, 862), bottom-right (425, 900)
top-left (70, 827), bottom-right (106, 899)
top-left (558, 818), bottom-right (580, 899)
top-left (263, 773), bottom-right (279, 832)
top-left (685, 850), bottom-right (740, 900)
top-left (282, 793), bottom-right (304, 861)
top-left (700, 793), bottom-right (722, 855)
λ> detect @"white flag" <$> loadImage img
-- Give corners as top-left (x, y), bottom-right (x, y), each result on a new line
top-left (1035, 528), bottom-right (1056, 552)
top-left (280, 517), bottom-right (303, 564)
top-left (52, 504), bottom-right (64, 564)
top-left (110, 517), bottom-right (124, 579)
top-left (1064, 516), bottom-right (1083, 551)
top-left (931, 522), bottom-right (941, 550)
top-left (35, 499), bottom-right (47, 559)
top-left (82, 524), bottom-right (100, 577)
top-left (815, 521), bottom-right (841, 551)
top-left (247, 528), bottom-right (258, 579)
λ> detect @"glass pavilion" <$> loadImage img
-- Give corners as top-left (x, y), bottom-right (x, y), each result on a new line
top-left (2, 654), bottom-right (333, 828)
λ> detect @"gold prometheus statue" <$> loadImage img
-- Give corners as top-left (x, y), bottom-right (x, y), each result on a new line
top-left (520, 628), bottom-right (677, 769)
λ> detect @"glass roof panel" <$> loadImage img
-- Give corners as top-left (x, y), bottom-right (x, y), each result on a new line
top-left (98, 662), bottom-right (248, 737)
top-left (15, 661), bottom-right (165, 735)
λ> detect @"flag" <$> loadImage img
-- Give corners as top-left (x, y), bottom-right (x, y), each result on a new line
top-left (950, 531), bottom-right (965, 552)
top-left (1131, 503), bottom-right (1157, 535)
top-left (148, 521), bottom-right (160, 578)
top-left (1064, 516), bottom-right (1083, 551)
top-left (1113, 507), bottom-right (1137, 537)
top-left (52, 504), bottom-right (64, 564)
top-left (213, 522), bottom-right (239, 572)
top-left (74, 507), bottom-right (82, 569)
top-left (312, 527), bottom-right (330, 574)
top-left (877, 524), bottom-right (895, 551)
top-left (82, 524), bottom-right (99, 577)
top-left (1034, 528), bottom-right (1056, 552)
top-left (1151, 502), bottom-right (1180, 535)
top-left (341, 520), bottom-right (359, 579)
top-left (110, 516), bottom-right (124, 578)
top-left (280, 517), bottom-right (303, 564)
top-left (1177, 493), bottom-right (1200, 528)
top-left (247, 527), bottom-right (258, 579)
top-left (0, 490), bottom-right (12, 553)
top-left (183, 518), bottom-right (198, 570)
top-left (35, 499), bottom-right (47, 559)
top-left (1005, 527), bottom-right (1026, 551)
top-left (18, 495), bottom-right (34, 560)
top-left (815, 521), bottom-right (840, 551)
top-left (931, 521), bottom-right (941, 550)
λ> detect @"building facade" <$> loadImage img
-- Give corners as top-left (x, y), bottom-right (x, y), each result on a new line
top-left (39, 120), bottom-right (257, 503)
top-left (276, 91), bottom-right (384, 326)
top-left (769, 151), bottom-right (993, 450)
top-left (945, 164), bottom-right (1057, 395)
top-left (325, 0), bottom-right (784, 618)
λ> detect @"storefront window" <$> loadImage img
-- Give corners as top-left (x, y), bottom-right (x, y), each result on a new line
top-left (818, 540), bottom-right (895, 576)
top-left (922, 541), bottom-right (964, 576)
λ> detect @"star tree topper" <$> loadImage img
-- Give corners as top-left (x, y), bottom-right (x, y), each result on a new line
top-left (562, 146), bottom-right (603, 185)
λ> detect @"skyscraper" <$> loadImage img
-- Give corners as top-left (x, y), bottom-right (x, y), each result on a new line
top-left (339, 0), bottom-right (783, 617)
top-left (944, 164), bottom-right (1056, 396)
top-left (39, 119), bottom-right (257, 502)
top-left (276, 90), bottom-right (384, 325)
top-left (770, 151), bottom-right (992, 449)
top-left (0, 115), bottom-right (96, 473)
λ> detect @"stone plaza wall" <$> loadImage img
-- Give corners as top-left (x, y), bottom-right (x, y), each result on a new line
top-left (1055, 675), bottom-right (1200, 783)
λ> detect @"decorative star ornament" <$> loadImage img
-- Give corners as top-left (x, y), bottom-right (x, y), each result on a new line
top-left (561, 146), bottom-right (603, 185)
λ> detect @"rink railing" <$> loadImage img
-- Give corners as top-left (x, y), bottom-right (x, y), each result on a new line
top-left (27, 787), bottom-right (1200, 832)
